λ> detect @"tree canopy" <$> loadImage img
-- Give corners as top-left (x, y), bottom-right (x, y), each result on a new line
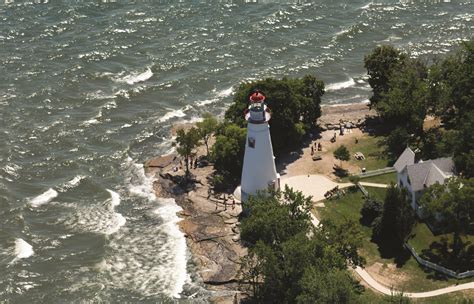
top-left (239, 186), bottom-right (365, 303)
top-left (174, 127), bottom-right (200, 177)
top-left (420, 177), bottom-right (474, 256)
top-left (373, 185), bottom-right (415, 247)
top-left (196, 113), bottom-right (218, 157)
top-left (334, 145), bottom-right (350, 166)
top-left (225, 75), bottom-right (324, 154)
top-left (211, 123), bottom-right (247, 180)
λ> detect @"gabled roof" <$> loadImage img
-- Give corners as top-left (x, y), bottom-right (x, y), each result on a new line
top-left (406, 158), bottom-right (455, 192)
top-left (394, 147), bottom-right (415, 173)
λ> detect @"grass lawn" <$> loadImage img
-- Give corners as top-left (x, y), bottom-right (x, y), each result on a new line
top-left (408, 222), bottom-right (474, 272)
top-left (360, 172), bottom-right (397, 185)
top-left (344, 134), bottom-right (391, 171)
top-left (315, 186), bottom-right (474, 294)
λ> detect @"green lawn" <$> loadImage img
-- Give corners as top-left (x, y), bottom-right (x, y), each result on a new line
top-left (345, 135), bottom-right (391, 171)
top-left (408, 222), bottom-right (474, 272)
top-left (315, 186), bottom-right (474, 293)
top-left (360, 172), bottom-right (397, 185)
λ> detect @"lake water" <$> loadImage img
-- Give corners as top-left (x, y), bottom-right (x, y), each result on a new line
top-left (0, 0), bottom-right (472, 301)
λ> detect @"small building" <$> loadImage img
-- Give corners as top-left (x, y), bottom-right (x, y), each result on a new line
top-left (394, 147), bottom-right (456, 217)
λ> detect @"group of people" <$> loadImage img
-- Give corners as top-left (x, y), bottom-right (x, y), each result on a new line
top-left (310, 142), bottom-right (322, 156)
top-left (173, 156), bottom-right (199, 172)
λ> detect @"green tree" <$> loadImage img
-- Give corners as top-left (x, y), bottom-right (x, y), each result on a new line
top-left (239, 187), bottom-right (364, 303)
top-left (428, 41), bottom-right (474, 129)
top-left (174, 127), bottom-right (200, 177)
top-left (211, 123), bottom-right (247, 179)
top-left (334, 145), bottom-right (350, 167)
top-left (225, 76), bottom-right (324, 154)
top-left (385, 127), bottom-right (411, 158)
top-left (374, 185), bottom-right (415, 246)
top-left (364, 45), bottom-right (408, 108)
top-left (196, 113), bottom-right (218, 157)
top-left (297, 268), bottom-right (360, 304)
top-left (420, 177), bottom-right (474, 256)
top-left (377, 60), bottom-right (428, 135)
top-left (360, 196), bottom-right (383, 227)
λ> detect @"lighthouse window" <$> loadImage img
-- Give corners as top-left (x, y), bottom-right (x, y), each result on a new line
top-left (248, 137), bottom-right (256, 148)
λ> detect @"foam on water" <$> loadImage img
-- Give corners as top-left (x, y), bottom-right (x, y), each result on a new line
top-left (326, 78), bottom-right (356, 91)
top-left (157, 105), bottom-right (192, 123)
top-left (109, 157), bottom-right (188, 298)
top-left (29, 188), bottom-right (58, 207)
top-left (106, 189), bottom-right (121, 207)
top-left (117, 68), bottom-right (153, 85)
top-left (14, 238), bottom-right (34, 260)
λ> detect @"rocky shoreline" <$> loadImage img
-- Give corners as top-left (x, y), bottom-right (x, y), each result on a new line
top-left (145, 101), bottom-right (375, 303)
top-left (145, 155), bottom-right (247, 303)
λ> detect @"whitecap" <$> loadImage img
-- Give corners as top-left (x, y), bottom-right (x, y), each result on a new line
top-left (216, 87), bottom-right (233, 98)
top-left (61, 175), bottom-right (85, 190)
top-left (326, 78), bottom-right (356, 91)
top-left (157, 107), bottom-right (188, 123)
top-left (118, 68), bottom-right (153, 85)
top-left (29, 188), bottom-right (58, 207)
top-left (14, 238), bottom-right (34, 259)
top-left (107, 189), bottom-right (121, 207)
top-left (106, 158), bottom-right (189, 298)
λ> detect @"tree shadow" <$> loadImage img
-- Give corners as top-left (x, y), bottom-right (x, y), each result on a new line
top-left (275, 129), bottom-right (320, 175)
top-left (420, 238), bottom-right (474, 272)
top-left (371, 236), bottom-right (411, 268)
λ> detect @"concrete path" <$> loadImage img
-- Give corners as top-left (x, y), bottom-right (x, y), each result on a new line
top-left (280, 175), bottom-right (352, 202)
top-left (309, 206), bottom-right (474, 298)
top-left (359, 182), bottom-right (389, 188)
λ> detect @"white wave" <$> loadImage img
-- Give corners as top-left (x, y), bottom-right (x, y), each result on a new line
top-left (105, 212), bottom-right (126, 235)
top-left (118, 68), bottom-right (153, 85)
top-left (360, 2), bottom-right (372, 10)
top-left (216, 87), bottom-right (233, 98)
top-left (196, 98), bottom-right (218, 106)
top-left (153, 200), bottom-right (188, 298)
top-left (111, 157), bottom-right (188, 298)
top-left (29, 188), bottom-right (58, 207)
top-left (326, 78), bottom-right (356, 91)
top-left (158, 105), bottom-right (192, 123)
top-left (14, 238), bottom-right (34, 259)
top-left (61, 175), bottom-right (85, 190)
top-left (107, 189), bottom-right (121, 207)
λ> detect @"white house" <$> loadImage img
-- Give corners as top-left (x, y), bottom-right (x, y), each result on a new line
top-left (394, 147), bottom-right (455, 217)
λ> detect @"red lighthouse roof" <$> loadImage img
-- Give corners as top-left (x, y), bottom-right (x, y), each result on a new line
top-left (249, 91), bottom-right (266, 103)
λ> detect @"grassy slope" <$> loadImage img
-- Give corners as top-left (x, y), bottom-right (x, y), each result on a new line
top-left (315, 186), bottom-right (474, 294)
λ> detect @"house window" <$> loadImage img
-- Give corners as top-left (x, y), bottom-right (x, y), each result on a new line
top-left (248, 137), bottom-right (256, 148)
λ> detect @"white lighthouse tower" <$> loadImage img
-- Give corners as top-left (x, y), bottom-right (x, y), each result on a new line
top-left (240, 91), bottom-right (280, 202)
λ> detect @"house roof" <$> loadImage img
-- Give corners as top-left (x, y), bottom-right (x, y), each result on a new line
top-left (406, 158), bottom-right (455, 192)
top-left (394, 147), bottom-right (415, 173)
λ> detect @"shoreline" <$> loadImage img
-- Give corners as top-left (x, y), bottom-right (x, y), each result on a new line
top-left (146, 101), bottom-right (377, 303)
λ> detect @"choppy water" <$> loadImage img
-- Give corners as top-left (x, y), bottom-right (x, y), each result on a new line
top-left (0, 0), bottom-right (472, 301)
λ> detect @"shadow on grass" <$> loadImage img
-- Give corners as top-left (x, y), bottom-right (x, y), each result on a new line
top-left (371, 236), bottom-right (412, 268)
top-left (420, 238), bottom-right (474, 272)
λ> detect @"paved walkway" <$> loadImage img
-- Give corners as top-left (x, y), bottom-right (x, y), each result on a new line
top-left (280, 175), bottom-right (352, 202)
top-left (309, 203), bottom-right (473, 299)
top-left (359, 182), bottom-right (389, 188)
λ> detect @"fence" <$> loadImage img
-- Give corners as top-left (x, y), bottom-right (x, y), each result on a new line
top-left (404, 243), bottom-right (474, 279)
top-left (357, 167), bottom-right (396, 178)
top-left (357, 183), bottom-right (369, 198)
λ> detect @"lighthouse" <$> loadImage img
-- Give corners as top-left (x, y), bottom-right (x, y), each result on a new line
top-left (240, 91), bottom-right (280, 202)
